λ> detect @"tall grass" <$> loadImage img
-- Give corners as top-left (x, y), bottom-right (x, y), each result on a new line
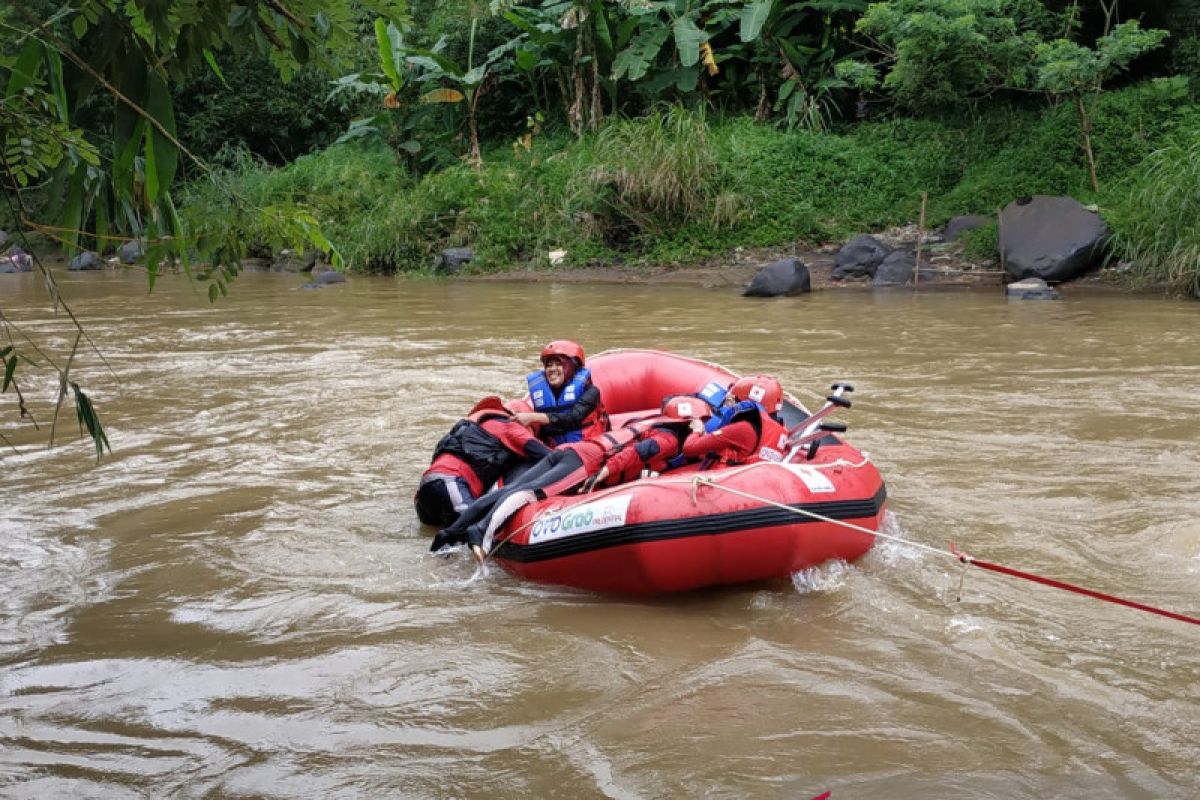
top-left (588, 106), bottom-right (745, 238)
top-left (1108, 137), bottom-right (1200, 297)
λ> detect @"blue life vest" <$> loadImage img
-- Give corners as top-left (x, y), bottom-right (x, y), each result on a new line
top-left (697, 380), bottom-right (729, 411)
top-left (527, 367), bottom-right (594, 444)
top-left (664, 399), bottom-right (764, 469)
top-left (704, 400), bottom-right (764, 432)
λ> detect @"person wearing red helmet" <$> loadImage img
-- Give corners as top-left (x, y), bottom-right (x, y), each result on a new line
top-left (414, 396), bottom-right (552, 527)
top-left (514, 340), bottom-right (608, 446)
top-left (681, 374), bottom-right (790, 467)
top-left (431, 395), bottom-right (701, 564)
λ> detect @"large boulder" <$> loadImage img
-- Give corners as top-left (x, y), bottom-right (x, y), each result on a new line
top-left (0, 246), bottom-right (32, 273)
top-left (435, 247), bottom-right (474, 275)
top-left (944, 215), bottom-right (990, 241)
top-left (119, 238), bottom-right (146, 264)
top-left (68, 251), bottom-right (104, 271)
top-left (872, 250), bottom-right (916, 287)
top-left (833, 235), bottom-right (891, 280)
top-left (998, 195), bottom-right (1108, 283)
top-left (742, 258), bottom-right (811, 297)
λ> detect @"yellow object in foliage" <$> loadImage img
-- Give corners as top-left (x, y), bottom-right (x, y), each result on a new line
top-left (700, 42), bottom-right (718, 77)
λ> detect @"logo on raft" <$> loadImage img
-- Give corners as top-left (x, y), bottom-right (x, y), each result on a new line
top-left (530, 494), bottom-right (633, 544)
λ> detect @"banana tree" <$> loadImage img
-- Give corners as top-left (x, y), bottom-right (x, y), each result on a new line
top-left (368, 18), bottom-right (512, 166)
top-left (611, 0), bottom-right (716, 103)
top-left (734, 0), bottom-right (867, 128)
top-left (502, 1), bottom-right (628, 135)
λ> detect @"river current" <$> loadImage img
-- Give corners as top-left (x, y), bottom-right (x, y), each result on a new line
top-left (1, 271), bottom-right (1197, 799)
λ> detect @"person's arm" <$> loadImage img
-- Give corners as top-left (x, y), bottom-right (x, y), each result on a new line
top-left (519, 383), bottom-right (602, 437)
top-left (682, 421), bottom-right (756, 462)
top-left (493, 420), bottom-right (552, 459)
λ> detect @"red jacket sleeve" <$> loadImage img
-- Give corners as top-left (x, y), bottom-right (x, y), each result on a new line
top-left (483, 418), bottom-right (552, 459)
top-left (604, 429), bottom-right (681, 484)
top-left (681, 421), bottom-right (757, 464)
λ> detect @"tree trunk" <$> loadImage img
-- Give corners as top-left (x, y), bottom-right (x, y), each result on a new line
top-left (590, 60), bottom-right (603, 130)
top-left (467, 75), bottom-right (488, 169)
top-left (755, 74), bottom-right (770, 123)
top-left (1075, 94), bottom-right (1098, 192)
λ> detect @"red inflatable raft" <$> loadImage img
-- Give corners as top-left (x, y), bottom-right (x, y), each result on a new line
top-left (487, 349), bottom-right (887, 595)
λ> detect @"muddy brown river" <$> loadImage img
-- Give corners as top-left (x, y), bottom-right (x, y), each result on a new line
top-left (2, 271), bottom-right (1198, 799)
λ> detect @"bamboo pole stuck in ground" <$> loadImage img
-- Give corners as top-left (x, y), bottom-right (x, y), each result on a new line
top-left (997, 205), bottom-right (1006, 288)
top-left (915, 192), bottom-right (928, 286)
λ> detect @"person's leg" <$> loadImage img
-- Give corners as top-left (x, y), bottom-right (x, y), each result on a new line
top-left (435, 454), bottom-right (562, 544)
top-left (461, 450), bottom-right (591, 550)
top-left (415, 475), bottom-right (475, 527)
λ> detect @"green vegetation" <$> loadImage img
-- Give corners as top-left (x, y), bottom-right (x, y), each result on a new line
top-left (178, 79), bottom-right (1199, 284)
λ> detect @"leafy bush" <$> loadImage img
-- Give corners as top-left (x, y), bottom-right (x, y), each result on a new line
top-left (960, 221), bottom-right (999, 262)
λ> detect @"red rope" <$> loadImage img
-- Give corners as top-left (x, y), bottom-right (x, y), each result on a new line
top-left (951, 546), bottom-right (1200, 626)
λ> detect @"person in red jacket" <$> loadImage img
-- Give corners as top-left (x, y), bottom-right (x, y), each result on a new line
top-left (681, 374), bottom-right (789, 467)
top-left (591, 395), bottom-right (711, 487)
top-left (414, 396), bottom-right (551, 527)
top-left (430, 396), bottom-right (703, 563)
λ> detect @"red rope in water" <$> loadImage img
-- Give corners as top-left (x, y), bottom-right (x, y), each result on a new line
top-left (950, 545), bottom-right (1200, 626)
top-left (692, 477), bottom-right (1200, 627)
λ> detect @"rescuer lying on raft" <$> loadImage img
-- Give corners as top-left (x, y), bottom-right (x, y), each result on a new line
top-left (414, 397), bottom-right (551, 527)
top-left (682, 374), bottom-right (791, 466)
top-left (430, 395), bottom-right (711, 565)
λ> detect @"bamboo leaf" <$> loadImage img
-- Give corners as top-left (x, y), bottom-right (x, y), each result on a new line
top-left (60, 169), bottom-right (86, 254)
top-left (71, 382), bottom-right (111, 463)
top-left (45, 46), bottom-right (69, 123)
top-left (208, 283), bottom-right (218, 303)
top-left (203, 50), bottom-right (229, 88)
top-left (143, 71), bottom-right (177, 204)
top-left (3, 356), bottom-right (16, 393)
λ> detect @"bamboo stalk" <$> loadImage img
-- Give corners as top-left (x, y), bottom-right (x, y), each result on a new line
top-left (915, 192), bottom-right (927, 286)
top-left (997, 205), bottom-right (1006, 287)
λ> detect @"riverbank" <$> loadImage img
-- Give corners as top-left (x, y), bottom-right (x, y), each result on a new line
top-left (463, 230), bottom-right (1141, 294)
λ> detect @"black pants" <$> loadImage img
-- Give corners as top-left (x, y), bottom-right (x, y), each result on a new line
top-left (430, 449), bottom-right (589, 550)
top-left (414, 474), bottom-right (475, 527)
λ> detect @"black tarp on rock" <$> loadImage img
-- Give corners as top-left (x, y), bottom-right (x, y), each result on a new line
top-left (742, 258), bottom-right (812, 297)
top-left (999, 196), bottom-right (1108, 283)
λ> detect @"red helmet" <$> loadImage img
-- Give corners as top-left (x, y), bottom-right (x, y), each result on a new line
top-left (662, 395), bottom-right (711, 420)
top-left (540, 339), bottom-right (585, 367)
top-left (730, 374), bottom-right (783, 413)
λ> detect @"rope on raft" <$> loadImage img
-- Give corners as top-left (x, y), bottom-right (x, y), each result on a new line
top-left (690, 472), bottom-right (1200, 628)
